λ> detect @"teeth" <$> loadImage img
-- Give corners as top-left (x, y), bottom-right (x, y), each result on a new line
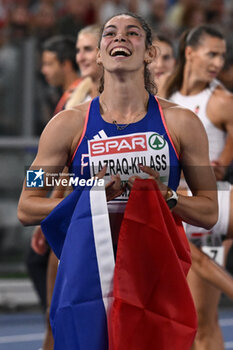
top-left (110, 47), bottom-right (131, 57)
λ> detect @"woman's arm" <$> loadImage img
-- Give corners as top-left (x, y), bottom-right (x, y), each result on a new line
top-left (171, 106), bottom-right (218, 229)
top-left (17, 108), bottom-right (85, 226)
top-left (212, 135), bottom-right (233, 180)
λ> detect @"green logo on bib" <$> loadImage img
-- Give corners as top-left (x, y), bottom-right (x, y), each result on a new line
top-left (148, 133), bottom-right (166, 150)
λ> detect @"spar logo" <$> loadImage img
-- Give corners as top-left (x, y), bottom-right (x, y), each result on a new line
top-left (148, 133), bottom-right (166, 150)
top-left (90, 134), bottom-right (147, 156)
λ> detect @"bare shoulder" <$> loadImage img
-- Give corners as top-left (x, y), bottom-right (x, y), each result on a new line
top-left (206, 83), bottom-right (233, 129)
top-left (210, 84), bottom-right (233, 121)
top-left (157, 96), bottom-right (208, 156)
top-left (213, 83), bottom-right (233, 102)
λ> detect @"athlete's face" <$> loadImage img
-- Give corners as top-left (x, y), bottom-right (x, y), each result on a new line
top-left (186, 35), bottom-right (226, 83)
top-left (41, 51), bottom-right (65, 87)
top-left (76, 33), bottom-right (101, 80)
top-left (97, 15), bottom-right (154, 73)
top-left (149, 40), bottom-right (175, 80)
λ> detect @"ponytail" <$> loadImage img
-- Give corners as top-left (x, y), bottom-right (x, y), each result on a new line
top-left (165, 30), bottom-right (189, 99)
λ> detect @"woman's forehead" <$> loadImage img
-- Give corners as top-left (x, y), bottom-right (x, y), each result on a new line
top-left (195, 34), bottom-right (226, 50)
top-left (78, 32), bottom-right (97, 43)
top-left (104, 15), bottom-right (143, 30)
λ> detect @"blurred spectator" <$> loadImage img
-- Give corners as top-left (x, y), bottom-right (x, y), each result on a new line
top-left (0, 34), bottom-right (23, 134)
top-left (99, 0), bottom-right (129, 24)
top-left (205, 0), bottom-right (225, 26)
top-left (146, 0), bottom-right (175, 38)
top-left (0, 4), bottom-right (32, 135)
top-left (134, 0), bottom-right (150, 18)
top-left (31, 2), bottom-right (57, 44)
top-left (34, 34), bottom-right (80, 134)
top-left (57, 0), bottom-right (91, 38)
top-left (149, 33), bottom-right (176, 97)
top-left (178, 3), bottom-right (207, 34)
top-left (146, 0), bottom-right (168, 31)
top-left (0, 0), bottom-right (8, 29)
top-left (166, 0), bottom-right (203, 33)
top-left (7, 4), bottom-right (31, 41)
top-left (223, 0), bottom-right (233, 36)
top-left (29, 0), bottom-right (63, 13)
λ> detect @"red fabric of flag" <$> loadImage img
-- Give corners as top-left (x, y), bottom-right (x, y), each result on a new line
top-left (109, 179), bottom-right (197, 350)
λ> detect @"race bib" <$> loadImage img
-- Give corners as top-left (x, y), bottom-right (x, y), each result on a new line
top-left (202, 246), bottom-right (224, 266)
top-left (88, 132), bottom-right (170, 199)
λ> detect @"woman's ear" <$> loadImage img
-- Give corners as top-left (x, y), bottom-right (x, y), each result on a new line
top-left (96, 49), bottom-right (102, 65)
top-left (144, 45), bottom-right (157, 64)
top-left (185, 46), bottom-right (193, 62)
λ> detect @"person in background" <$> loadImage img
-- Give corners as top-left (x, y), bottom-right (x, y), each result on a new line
top-left (149, 32), bottom-right (233, 331)
top-left (41, 35), bottom-right (81, 114)
top-left (148, 33), bottom-right (176, 97)
top-left (146, 0), bottom-right (169, 33)
top-left (66, 24), bottom-right (103, 107)
top-left (56, 0), bottom-right (90, 38)
top-left (31, 2), bottom-right (57, 44)
top-left (166, 25), bottom-right (233, 350)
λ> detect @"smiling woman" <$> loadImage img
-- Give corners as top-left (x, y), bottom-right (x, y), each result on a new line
top-left (18, 13), bottom-right (218, 350)
top-left (75, 25), bottom-right (102, 84)
top-left (98, 13), bottom-right (157, 95)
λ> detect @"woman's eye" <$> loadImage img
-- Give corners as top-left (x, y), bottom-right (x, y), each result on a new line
top-left (103, 32), bottom-right (115, 37)
top-left (208, 52), bottom-right (215, 58)
top-left (127, 31), bottom-right (139, 36)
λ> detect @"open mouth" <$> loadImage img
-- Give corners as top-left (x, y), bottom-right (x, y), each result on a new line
top-left (110, 47), bottom-right (131, 57)
top-left (155, 72), bottom-right (165, 77)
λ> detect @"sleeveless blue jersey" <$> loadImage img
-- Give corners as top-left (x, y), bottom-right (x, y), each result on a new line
top-left (69, 94), bottom-right (180, 197)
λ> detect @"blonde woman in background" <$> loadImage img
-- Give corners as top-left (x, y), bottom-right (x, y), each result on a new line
top-left (149, 33), bottom-right (176, 97)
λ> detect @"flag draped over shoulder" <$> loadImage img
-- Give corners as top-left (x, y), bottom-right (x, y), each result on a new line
top-left (41, 179), bottom-right (197, 350)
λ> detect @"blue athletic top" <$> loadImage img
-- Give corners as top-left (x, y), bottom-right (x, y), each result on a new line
top-left (69, 94), bottom-right (180, 205)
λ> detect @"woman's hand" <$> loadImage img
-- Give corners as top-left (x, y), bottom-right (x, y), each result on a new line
top-left (97, 166), bottom-right (126, 201)
top-left (211, 160), bottom-right (226, 181)
top-left (127, 164), bottom-right (168, 198)
top-left (31, 226), bottom-right (48, 255)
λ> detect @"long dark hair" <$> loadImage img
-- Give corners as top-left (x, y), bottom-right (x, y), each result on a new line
top-left (98, 12), bottom-right (157, 95)
top-left (165, 25), bottom-right (225, 98)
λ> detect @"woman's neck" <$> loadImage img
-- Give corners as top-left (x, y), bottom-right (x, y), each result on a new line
top-left (100, 72), bottom-right (149, 124)
top-left (90, 79), bottom-right (100, 99)
top-left (180, 65), bottom-right (208, 96)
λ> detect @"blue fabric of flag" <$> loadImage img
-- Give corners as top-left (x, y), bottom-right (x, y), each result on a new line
top-left (41, 186), bottom-right (112, 350)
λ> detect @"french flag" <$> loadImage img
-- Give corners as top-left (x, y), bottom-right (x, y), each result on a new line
top-left (41, 179), bottom-right (197, 350)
